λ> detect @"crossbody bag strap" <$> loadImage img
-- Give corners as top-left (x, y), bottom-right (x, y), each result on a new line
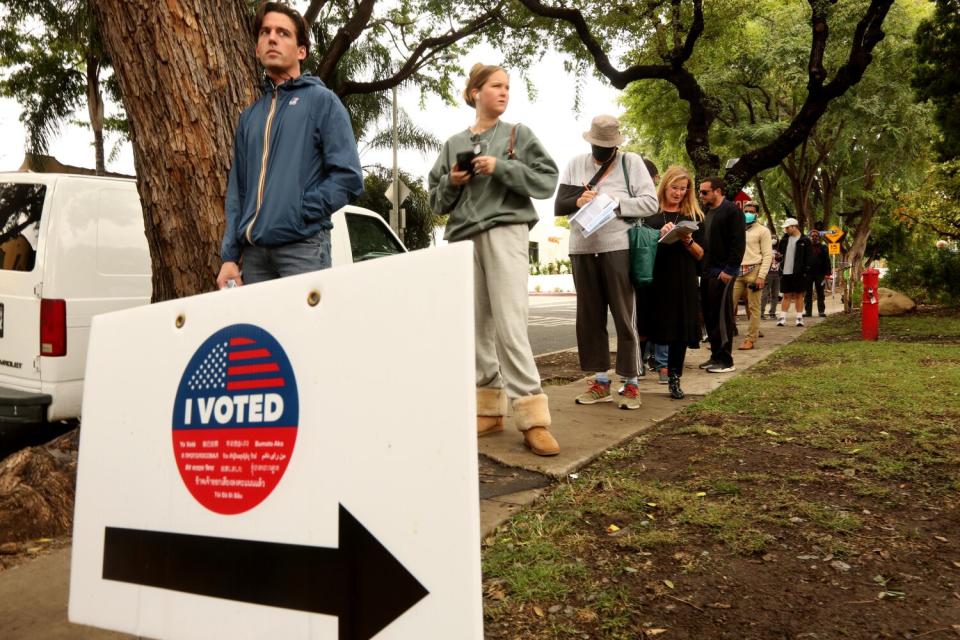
top-left (507, 124), bottom-right (519, 159)
top-left (622, 153), bottom-right (634, 197)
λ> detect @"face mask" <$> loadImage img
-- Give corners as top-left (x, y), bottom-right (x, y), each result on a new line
top-left (744, 213), bottom-right (757, 224)
top-left (591, 145), bottom-right (616, 162)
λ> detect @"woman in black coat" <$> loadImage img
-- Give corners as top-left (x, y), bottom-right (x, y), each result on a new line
top-left (636, 165), bottom-right (705, 399)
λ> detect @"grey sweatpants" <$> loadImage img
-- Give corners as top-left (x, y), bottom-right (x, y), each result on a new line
top-left (570, 250), bottom-right (640, 378)
top-left (473, 223), bottom-right (543, 406)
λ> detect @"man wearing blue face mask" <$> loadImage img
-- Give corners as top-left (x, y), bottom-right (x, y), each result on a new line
top-left (731, 202), bottom-right (773, 350)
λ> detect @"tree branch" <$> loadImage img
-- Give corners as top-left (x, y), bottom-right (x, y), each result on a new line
top-left (338, 9), bottom-right (500, 95)
top-left (725, 0), bottom-right (894, 192)
top-left (303, 0), bottom-right (329, 27)
top-left (316, 0), bottom-right (377, 83)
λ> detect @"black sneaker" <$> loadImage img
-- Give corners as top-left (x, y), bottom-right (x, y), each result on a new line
top-left (699, 359), bottom-right (719, 369)
top-left (819, 312), bottom-right (827, 317)
top-left (706, 363), bottom-right (736, 374)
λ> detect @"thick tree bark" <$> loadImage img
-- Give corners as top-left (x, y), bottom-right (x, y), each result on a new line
top-left (90, 0), bottom-right (258, 301)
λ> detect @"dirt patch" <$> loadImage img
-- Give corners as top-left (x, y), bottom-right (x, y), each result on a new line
top-left (536, 349), bottom-right (591, 385)
top-left (484, 415), bottom-right (960, 639)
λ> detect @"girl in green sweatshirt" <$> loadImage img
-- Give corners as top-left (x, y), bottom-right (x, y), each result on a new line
top-left (428, 63), bottom-right (560, 456)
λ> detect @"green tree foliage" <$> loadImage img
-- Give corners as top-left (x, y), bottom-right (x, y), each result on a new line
top-left (897, 159), bottom-right (960, 240)
top-left (913, 0), bottom-right (960, 161)
top-left (0, 0), bottom-right (120, 172)
top-left (351, 168), bottom-right (441, 250)
top-left (621, 1), bottom-right (933, 237)
top-left (499, 0), bottom-right (897, 194)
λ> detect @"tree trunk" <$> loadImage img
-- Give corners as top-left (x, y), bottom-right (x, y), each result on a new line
top-left (0, 429), bottom-right (79, 544)
top-left (85, 53), bottom-right (105, 175)
top-left (90, 0), bottom-right (258, 301)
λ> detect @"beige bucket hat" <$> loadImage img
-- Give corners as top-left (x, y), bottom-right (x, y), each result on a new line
top-left (582, 114), bottom-right (624, 147)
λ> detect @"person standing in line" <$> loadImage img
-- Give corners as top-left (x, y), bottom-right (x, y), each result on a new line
top-left (428, 63), bottom-right (561, 456)
top-left (640, 158), bottom-right (670, 383)
top-left (555, 115), bottom-right (658, 410)
top-left (761, 238), bottom-right (782, 319)
top-left (697, 177), bottom-right (746, 373)
top-left (636, 166), bottom-right (705, 399)
top-left (777, 218), bottom-right (812, 326)
top-left (217, 2), bottom-right (363, 288)
top-left (731, 202), bottom-right (772, 350)
top-left (804, 229), bottom-right (831, 317)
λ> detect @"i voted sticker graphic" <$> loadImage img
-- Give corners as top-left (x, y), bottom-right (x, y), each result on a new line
top-left (172, 324), bottom-right (298, 514)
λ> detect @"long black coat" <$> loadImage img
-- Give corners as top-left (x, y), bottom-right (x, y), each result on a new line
top-left (636, 212), bottom-right (705, 348)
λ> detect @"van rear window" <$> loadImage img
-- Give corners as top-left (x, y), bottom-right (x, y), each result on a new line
top-left (0, 183), bottom-right (45, 272)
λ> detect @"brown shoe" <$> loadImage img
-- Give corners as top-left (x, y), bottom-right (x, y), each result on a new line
top-left (738, 340), bottom-right (754, 350)
top-left (523, 426), bottom-right (560, 456)
top-left (477, 416), bottom-right (504, 437)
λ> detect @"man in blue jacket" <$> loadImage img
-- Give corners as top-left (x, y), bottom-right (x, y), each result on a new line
top-left (216, 2), bottom-right (364, 288)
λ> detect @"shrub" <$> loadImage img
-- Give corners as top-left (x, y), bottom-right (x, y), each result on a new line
top-left (885, 241), bottom-right (960, 306)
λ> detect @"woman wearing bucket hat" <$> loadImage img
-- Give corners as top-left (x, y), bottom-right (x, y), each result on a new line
top-left (428, 63), bottom-right (561, 456)
top-left (776, 217), bottom-right (812, 327)
top-left (554, 114), bottom-right (658, 410)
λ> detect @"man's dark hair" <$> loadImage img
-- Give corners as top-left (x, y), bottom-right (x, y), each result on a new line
top-left (643, 158), bottom-right (659, 180)
top-left (703, 176), bottom-right (725, 192)
top-left (813, 220), bottom-right (825, 231)
top-left (254, 2), bottom-right (310, 58)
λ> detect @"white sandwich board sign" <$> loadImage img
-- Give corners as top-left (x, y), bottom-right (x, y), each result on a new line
top-left (68, 243), bottom-right (482, 640)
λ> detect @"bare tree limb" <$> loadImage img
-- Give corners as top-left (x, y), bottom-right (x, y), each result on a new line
top-left (316, 0), bottom-right (377, 83)
top-left (725, 0), bottom-right (894, 192)
top-left (338, 9), bottom-right (500, 95)
top-left (303, 0), bottom-right (329, 27)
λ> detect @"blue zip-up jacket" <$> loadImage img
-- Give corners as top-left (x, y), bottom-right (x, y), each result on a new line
top-left (221, 74), bottom-right (364, 263)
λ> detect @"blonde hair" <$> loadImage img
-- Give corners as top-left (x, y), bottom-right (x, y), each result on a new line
top-left (463, 63), bottom-right (507, 108)
top-left (657, 165), bottom-right (704, 220)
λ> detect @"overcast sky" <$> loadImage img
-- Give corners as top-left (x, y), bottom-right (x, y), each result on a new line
top-left (0, 43), bottom-right (625, 230)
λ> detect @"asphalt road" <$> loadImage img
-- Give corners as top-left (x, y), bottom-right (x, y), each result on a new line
top-left (527, 295), bottom-right (617, 356)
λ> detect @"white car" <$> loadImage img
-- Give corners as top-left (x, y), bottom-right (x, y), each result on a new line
top-left (0, 173), bottom-right (404, 425)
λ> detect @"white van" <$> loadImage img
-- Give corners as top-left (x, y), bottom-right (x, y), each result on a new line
top-left (0, 173), bottom-right (404, 425)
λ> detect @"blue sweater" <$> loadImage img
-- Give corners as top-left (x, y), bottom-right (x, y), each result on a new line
top-left (221, 74), bottom-right (364, 263)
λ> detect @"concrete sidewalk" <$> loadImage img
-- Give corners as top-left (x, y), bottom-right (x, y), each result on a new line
top-left (477, 302), bottom-right (841, 535)
top-left (0, 301), bottom-right (841, 639)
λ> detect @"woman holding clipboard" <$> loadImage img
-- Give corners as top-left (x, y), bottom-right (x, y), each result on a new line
top-left (554, 115), bottom-right (658, 410)
top-left (635, 166), bottom-right (705, 399)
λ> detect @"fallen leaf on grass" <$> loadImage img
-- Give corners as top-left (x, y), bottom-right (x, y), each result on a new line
top-left (533, 605), bottom-right (544, 617)
top-left (646, 629), bottom-right (668, 637)
top-left (707, 602), bottom-right (732, 609)
top-left (877, 590), bottom-right (905, 600)
top-left (952, 561), bottom-right (960, 569)
top-left (577, 608), bottom-right (599, 622)
top-left (606, 524), bottom-right (621, 533)
top-left (934, 535), bottom-right (949, 543)
top-left (647, 502), bottom-right (658, 507)
top-left (764, 429), bottom-right (780, 436)
top-left (695, 492), bottom-right (707, 497)
top-left (663, 579), bottom-right (675, 589)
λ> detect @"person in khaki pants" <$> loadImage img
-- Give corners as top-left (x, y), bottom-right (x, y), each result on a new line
top-left (732, 202), bottom-right (772, 350)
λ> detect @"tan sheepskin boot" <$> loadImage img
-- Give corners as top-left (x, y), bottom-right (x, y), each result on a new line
top-left (514, 393), bottom-right (560, 456)
top-left (477, 387), bottom-right (508, 437)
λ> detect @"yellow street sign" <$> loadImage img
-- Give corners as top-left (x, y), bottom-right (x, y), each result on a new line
top-left (824, 226), bottom-right (844, 243)
top-left (828, 242), bottom-right (841, 255)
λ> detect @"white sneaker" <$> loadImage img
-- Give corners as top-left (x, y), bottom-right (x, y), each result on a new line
top-left (776, 315), bottom-right (786, 326)
top-left (796, 316), bottom-right (804, 327)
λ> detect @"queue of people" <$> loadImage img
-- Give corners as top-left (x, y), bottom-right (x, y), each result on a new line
top-left (214, 4), bottom-right (826, 459)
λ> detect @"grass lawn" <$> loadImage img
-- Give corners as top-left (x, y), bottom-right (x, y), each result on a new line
top-left (482, 308), bottom-right (960, 639)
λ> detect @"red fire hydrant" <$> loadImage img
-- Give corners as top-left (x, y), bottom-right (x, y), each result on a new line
top-left (861, 268), bottom-right (880, 341)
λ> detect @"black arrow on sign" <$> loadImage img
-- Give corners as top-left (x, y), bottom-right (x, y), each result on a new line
top-left (102, 505), bottom-right (429, 640)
